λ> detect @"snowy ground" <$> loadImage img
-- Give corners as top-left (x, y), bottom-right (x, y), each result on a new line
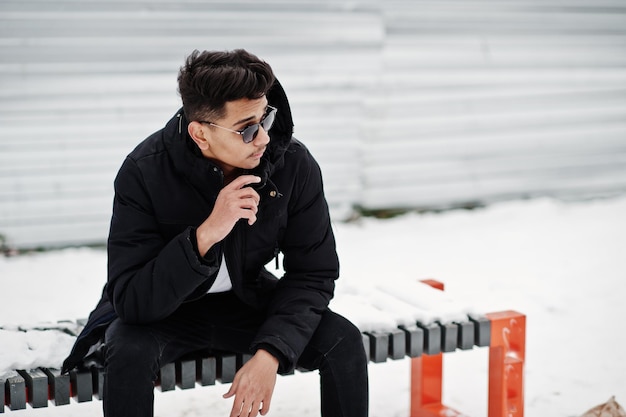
top-left (1, 195), bottom-right (626, 416)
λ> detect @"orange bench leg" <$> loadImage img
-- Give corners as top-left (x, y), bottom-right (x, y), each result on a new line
top-left (410, 279), bottom-right (466, 417)
top-left (410, 280), bottom-right (525, 417)
top-left (410, 353), bottom-right (467, 417)
top-left (485, 311), bottom-right (526, 417)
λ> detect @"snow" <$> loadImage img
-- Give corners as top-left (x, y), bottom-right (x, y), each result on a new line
top-left (1, 196), bottom-right (626, 416)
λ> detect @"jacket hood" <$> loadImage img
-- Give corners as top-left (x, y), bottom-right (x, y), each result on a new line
top-left (165, 78), bottom-right (295, 192)
top-left (265, 78), bottom-right (295, 152)
top-left (254, 78), bottom-right (294, 185)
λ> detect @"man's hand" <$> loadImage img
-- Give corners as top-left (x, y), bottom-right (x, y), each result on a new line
top-left (223, 349), bottom-right (279, 417)
top-left (196, 175), bottom-right (261, 255)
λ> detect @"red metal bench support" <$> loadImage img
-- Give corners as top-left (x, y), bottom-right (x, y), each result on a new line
top-left (410, 280), bottom-right (526, 417)
top-left (485, 310), bottom-right (526, 417)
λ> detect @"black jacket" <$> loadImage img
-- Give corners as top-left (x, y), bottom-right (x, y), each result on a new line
top-left (62, 81), bottom-right (339, 374)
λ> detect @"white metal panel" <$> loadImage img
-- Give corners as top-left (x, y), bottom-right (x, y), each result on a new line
top-left (359, 0), bottom-right (626, 210)
top-left (1, 0), bottom-right (626, 248)
top-left (0, 0), bottom-right (382, 248)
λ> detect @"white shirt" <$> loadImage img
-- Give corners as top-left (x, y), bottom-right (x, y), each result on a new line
top-left (207, 254), bottom-right (233, 293)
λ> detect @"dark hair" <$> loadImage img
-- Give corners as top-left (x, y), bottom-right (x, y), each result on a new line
top-left (177, 49), bottom-right (276, 122)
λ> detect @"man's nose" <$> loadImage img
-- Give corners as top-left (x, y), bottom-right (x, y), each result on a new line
top-left (253, 126), bottom-right (271, 146)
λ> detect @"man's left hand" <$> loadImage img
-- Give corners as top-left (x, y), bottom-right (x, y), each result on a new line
top-left (223, 349), bottom-right (279, 417)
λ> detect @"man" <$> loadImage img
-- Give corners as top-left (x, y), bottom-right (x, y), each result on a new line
top-left (62, 49), bottom-right (369, 417)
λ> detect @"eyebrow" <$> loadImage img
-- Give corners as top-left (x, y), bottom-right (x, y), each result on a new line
top-left (232, 115), bottom-right (257, 128)
top-left (231, 104), bottom-right (269, 128)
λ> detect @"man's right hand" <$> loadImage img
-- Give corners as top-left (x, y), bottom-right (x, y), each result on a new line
top-left (196, 175), bottom-right (261, 255)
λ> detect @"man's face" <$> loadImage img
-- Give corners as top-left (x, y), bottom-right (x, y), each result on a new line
top-left (189, 97), bottom-right (271, 177)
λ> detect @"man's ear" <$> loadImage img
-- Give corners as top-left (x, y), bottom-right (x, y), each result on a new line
top-left (188, 121), bottom-right (209, 151)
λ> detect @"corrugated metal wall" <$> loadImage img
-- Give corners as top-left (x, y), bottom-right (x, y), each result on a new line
top-left (1, 0), bottom-right (625, 248)
top-left (0, 0), bottom-right (382, 247)
top-left (361, 1), bottom-right (626, 209)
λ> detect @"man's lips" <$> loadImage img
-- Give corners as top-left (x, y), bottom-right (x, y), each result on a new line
top-left (251, 149), bottom-right (266, 158)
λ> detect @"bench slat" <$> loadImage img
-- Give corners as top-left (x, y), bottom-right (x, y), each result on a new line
top-left (440, 322), bottom-right (459, 353)
top-left (216, 354), bottom-right (237, 384)
top-left (237, 353), bottom-right (253, 370)
top-left (17, 369), bottom-right (48, 408)
top-left (399, 325), bottom-right (424, 358)
top-left (418, 322), bottom-right (442, 355)
top-left (6, 374), bottom-right (27, 411)
top-left (468, 315), bottom-right (492, 347)
top-left (388, 328), bottom-right (407, 360)
top-left (69, 369), bottom-right (93, 402)
top-left (176, 359), bottom-right (196, 390)
top-left (457, 321), bottom-right (476, 350)
top-left (196, 357), bottom-right (216, 387)
top-left (158, 363), bottom-right (176, 392)
top-left (364, 331), bottom-right (389, 363)
top-left (41, 368), bottom-right (70, 406)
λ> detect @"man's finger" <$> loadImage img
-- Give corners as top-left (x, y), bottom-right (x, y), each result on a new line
top-left (228, 175), bottom-right (261, 190)
top-left (241, 198), bottom-right (259, 212)
top-left (223, 385), bottom-right (235, 399)
top-left (237, 187), bottom-right (260, 204)
top-left (229, 396), bottom-right (244, 417)
top-left (245, 212), bottom-right (258, 226)
top-left (260, 399), bottom-right (271, 415)
top-left (248, 400), bottom-right (260, 417)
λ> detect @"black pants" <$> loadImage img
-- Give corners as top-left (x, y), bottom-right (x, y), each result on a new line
top-left (103, 292), bottom-right (368, 417)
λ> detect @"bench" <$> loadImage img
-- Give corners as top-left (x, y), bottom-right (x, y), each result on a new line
top-left (1, 280), bottom-right (526, 416)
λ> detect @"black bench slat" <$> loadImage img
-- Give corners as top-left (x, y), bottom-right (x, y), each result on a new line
top-left (41, 368), bottom-right (70, 406)
top-left (69, 369), bottom-right (93, 402)
top-left (237, 353), bottom-right (252, 369)
top-left (92, 367), bottom-right (104, 400)
top-left (176, 359), bottom-right (196, 390)
top-left (399, 324), bottom-right (424, 358)
top-left (197, 357), bottom-right (216, 386)
top-left (417, 322), bottom-right (441, 355)
top-left (364, 331), bottom-right (389, 363)
top-left (439, 322), bottom-right (458, 353)
top-left (468, 315), bottom-right (491, 347)
top-left (17, 369), bottom-right (48, 408)
top-left (457, 321), bottom-right (475, 350)
top-left (6, 374), bottom-right (26, 411)
top-left (158, 363), bottom-right (176, 392)
top-left (216, 354), bottom-right (237, 384)
top-left (388, 328), bottom-right (406, 360)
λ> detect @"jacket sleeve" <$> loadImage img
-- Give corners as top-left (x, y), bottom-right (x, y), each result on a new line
top-left (107, 156), bottom-right (220, 323)
top-left (250, 149), bottom-right (339, 372)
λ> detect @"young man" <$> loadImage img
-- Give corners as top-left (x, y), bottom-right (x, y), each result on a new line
top-left (62, 49), bottom-right (369, 417)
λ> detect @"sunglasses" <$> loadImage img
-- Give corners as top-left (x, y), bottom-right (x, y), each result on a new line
top-left (198, 105), bottom-right (277, 144)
